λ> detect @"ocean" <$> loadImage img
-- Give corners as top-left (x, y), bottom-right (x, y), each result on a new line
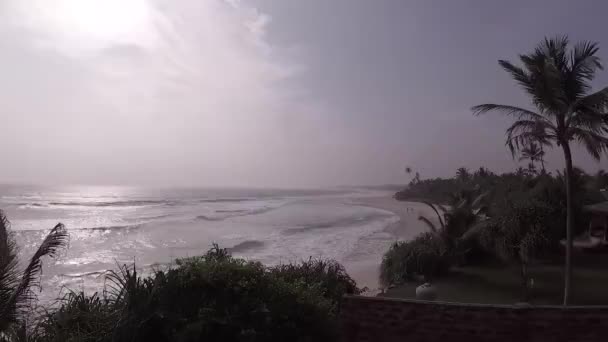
top-left (0, 185), bottom-right (400, 300)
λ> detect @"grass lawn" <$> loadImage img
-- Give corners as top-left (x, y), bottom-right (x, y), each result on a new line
top-left (380, 251), bottom-right (608, 305)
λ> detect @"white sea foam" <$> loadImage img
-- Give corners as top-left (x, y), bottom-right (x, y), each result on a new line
top-left (1, 185), bottom-right (399, 302)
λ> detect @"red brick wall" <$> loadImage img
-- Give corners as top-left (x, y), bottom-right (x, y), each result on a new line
top-left (339, 296), bottom-right (608, 342)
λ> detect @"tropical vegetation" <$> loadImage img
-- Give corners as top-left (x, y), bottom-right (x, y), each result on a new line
top-left (0, 211), bottom-right (68, 341)
top-left (32, 246), bottom-right (358, 342)
top-left (519, 142), bottom-right (546, 173)
top-left (472, 36), bottom-right (608, 305)
top-left (387, 162), bottom-right (608, 303)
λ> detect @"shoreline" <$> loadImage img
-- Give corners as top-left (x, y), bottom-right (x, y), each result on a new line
top-left (343, 196), bottom-right (434, 294)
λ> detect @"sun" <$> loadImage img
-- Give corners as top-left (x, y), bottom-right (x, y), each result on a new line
top-left (14, 0), bottom-right (155, 47)
top-left (58, 0), bottom-right (152, 41)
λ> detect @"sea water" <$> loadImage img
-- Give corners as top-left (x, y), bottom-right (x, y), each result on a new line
top-left (0, 185), bottom-right (399, 301)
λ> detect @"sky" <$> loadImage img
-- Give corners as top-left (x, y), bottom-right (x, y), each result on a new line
top-left (1, 0), bottom-right (608, 187)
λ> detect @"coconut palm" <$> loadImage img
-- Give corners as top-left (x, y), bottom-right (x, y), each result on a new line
top-left (519, 142), bottom-right (546, 173)
top-left (455, 167), bottom-right (471, 182)
top-left (474, 167), bottom-right (492, 179)
top-left (472, 36), bottom-right (608, 305)
top-left (0, 211), bottom-right (68, 338)
top-left (418, 190), bottom-right (487, 260)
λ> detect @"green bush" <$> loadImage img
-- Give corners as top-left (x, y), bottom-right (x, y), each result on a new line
top-left (32, 246), bottom-right (358, 342)
top-left (379, 233), bottom-right (450, 288)
top-left (269, 258), bottom-right (360, 312)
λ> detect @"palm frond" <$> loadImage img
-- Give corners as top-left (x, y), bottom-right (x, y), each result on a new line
top-left (505, 121), bottom-right (556, 156)
top-left (570, 127), bottom-right (608, 160)
top-left (506, 120), bottom-right (555, 137)
top-left (9, 223), bottom-right (68, 321)
top-left (420, 201), bottom-right (445, 229)
top-left (518, 44), bottom-right (568, 113)
top-left (497, 60), bottom-right (537, 98)
top-left (436, 204), bottom-right (449, 213)
top-left (418, 216), bottom-right (438, 234)
top-left (471, 104), bottom-right (545, 122)
top-left (459, 220), bottom-right (490, 243)
top-left (571, 41), bottom-right (602, 80)
top-left (470, 191), bottom-right (489, 209)
top-left (562, 40), bottom-right (602, 107)
top-left (0, 212), bottom-right (19, 331)
top-left (541, 36), bottom-right (570, 71)
top-left (576, 87), bottom-right (608, 112)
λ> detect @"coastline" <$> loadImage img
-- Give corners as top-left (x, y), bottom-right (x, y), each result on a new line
top-left (344, 196), bottom-right (433, 294)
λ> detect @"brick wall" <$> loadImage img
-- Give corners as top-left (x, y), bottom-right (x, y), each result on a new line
top-left (340, 296), bottom-right (608, 342)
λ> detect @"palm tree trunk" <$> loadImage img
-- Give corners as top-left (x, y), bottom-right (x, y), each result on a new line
top-left (561, 142), bottom-right (574, 306)
top-left (540, 146), bottom-right (546, 173)
top-left (541, 159), bottom-right (546, 173)
top-left (521, 261), bottom-right (529, 302)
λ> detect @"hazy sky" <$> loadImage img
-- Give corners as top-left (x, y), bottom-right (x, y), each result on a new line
top-left (2, 0), bottom-right (608, 187)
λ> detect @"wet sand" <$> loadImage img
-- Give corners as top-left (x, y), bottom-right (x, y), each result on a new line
top-left (344, 196), bottom-right (434, 294)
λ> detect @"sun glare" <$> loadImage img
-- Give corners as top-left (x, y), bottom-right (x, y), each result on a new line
top-left (46, 0), bottom-right (153, 44)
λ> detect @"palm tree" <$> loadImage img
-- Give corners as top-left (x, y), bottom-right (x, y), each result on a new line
top-left (0, 211), bottom-right (68, 338)
top-left (455, 167), bottom-right (471, 182)
top-left (472, 36), bottom-right (608, 305)
top-left (519, 142), bottom-right (546, 173)
top-left (474, 167), bottom-right (492, 179)
top-left (418, 190), bottom-right (487, 261)
top-left (405, 166), bottom-right (413, 184)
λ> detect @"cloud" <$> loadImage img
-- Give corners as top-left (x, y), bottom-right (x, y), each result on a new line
top-left (0, 0), bottom-right (345, 187)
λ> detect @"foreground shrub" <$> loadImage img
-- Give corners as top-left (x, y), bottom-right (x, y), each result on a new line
top-left (270, 258), bottom-right (360, 312)
top-left (379, 233), bottom-right (449, 288)
top-left (33, 246), bottom-right (357, 342)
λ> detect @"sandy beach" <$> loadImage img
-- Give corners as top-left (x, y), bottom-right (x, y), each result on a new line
top-left (343, 196), bottom-right (434, 294)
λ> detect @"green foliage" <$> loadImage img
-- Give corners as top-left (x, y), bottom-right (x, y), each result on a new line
top-left (472, 36), bottom-right (608, 305)
top-left (478, 199), bottom-right (552, 262)
top-left (269, 258), bottom-right (360, 312)
top-left (379, 233), bottom-right (450, 287)
top-left (396, 167), bottom-right (599, 243)
top-left (455, 167), bottom-right (471, 182)
top-left (476, 198), bottom-right (554, 301)
top-left (394, 167), bottom-right (532, 205)
top-left (387, 163), bottom-right (608, 294)
top-left (519, 142), bottom-right (546, 172)
top-left (33, 248), bottom-right (358, 342)
top-left (418, 189), bottom-right (487, 263)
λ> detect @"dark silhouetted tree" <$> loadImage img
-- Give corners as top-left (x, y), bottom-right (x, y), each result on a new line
top-left (472, 36), bottom-right (608, 305)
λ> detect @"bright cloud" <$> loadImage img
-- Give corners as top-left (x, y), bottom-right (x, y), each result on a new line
top-left (0, 0), bottom-right (348, 187)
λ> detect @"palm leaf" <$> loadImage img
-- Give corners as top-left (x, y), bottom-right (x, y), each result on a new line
top-left (570, 127), bottom-right (608, 160)
top-left (459, 220), bottom-right (490, 243)
top-left (8, 223), bottom-right (68, 323)
top-left (505, 120), bottom-right (556, 138)
top-left (471, 104), bottom-right (545, 121)
top-left (576, 87), bottom-right (608, 111)
top-left (420, 201), bottom-right (445, 229)
top-left (0, 212), bottom-right (19, 332)
top-left (497, 60), bottom-right (537, 99)
top-left (436, 204), bottom-right (449, 213)
top-left (418, 216), bottom-right (438, 234)
top-left (570, 41), bottom-right (602, 83)
top-left (506, 131), bottom-right (543, 156)
top-left (470, 191), bottom-right (489, 210)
